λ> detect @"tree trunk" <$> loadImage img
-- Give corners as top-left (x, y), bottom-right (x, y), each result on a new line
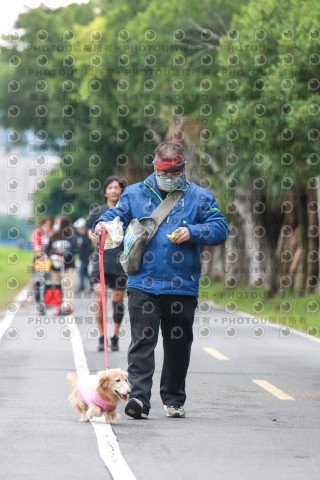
top-left (317, 181), bottom-right (320, 294)
top-left (296, 190), bottom-right (309, 295)
top-left (306, 189), bottom-right (319, 294)
top-left (201, 245), bottom-right (225, 279)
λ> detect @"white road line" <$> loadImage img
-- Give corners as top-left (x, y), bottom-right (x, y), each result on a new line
top-left (0, 285), bottom-right (31, 341)
top-left (203, 346), bottom-right (229, 360)
top-left (237, 309), bottom-right (320, 346)
top-left (70, 318), bottom-right (90, 378)
top-left (252, 379), bottom-right (295, 401)
top-left (0, 313), bottom-right (15, 342)
top-left (69, 317), bottom-right (136, 480)
top-left (209, 301), bottom-right (320, 345)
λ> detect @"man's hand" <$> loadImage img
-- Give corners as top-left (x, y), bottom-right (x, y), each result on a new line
top-left (171, 227), bottom-right (190, 244)
top-left (93, 222), bottom-right (108, 236)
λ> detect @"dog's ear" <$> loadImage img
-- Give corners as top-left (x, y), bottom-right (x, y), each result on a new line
top-left (96, 371), bottom-right (109, 389)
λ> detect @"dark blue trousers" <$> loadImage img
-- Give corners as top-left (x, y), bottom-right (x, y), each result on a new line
top-left (127, 287), bottom-right (198, 411)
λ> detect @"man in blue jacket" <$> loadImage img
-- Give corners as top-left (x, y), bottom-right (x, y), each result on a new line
top-left (93, 141), bottom-right (229, 419)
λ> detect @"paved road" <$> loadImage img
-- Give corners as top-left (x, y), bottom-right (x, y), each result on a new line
top-left (1, 288), bottom-right (320, 479)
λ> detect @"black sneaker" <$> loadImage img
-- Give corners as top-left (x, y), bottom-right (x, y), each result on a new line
top-left (125, 398), bottom-right (149, 419)
top-left (98, 335), bottom-right (104, 352)
top-left (110, 335), bottom-right (119, 351)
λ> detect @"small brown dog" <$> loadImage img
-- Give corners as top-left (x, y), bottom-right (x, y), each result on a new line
top-left (66, 368), bottom-right (131, 424)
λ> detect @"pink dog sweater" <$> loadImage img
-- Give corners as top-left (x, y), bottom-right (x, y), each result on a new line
top-left (78, 375), bottom-right (116, 413)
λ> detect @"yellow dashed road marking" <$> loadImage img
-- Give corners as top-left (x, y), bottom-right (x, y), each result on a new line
top-left (253, 380), bottom-right (295, 400)
top-left (203, 347), bottom-right (230, 361)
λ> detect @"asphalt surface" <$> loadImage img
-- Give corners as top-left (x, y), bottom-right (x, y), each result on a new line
top-left (1, 287), bottom-right (320, 480)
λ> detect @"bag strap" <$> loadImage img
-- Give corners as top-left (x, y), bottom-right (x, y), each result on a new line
top-left (149, 183), bottom-right (189, 226)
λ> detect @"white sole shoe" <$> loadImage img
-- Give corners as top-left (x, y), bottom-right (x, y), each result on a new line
top-left (164, 405), bottom-right (186, 418)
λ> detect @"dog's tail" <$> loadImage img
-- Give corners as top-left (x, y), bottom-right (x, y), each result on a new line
top-left (66, 372), bottom-right (78, 389)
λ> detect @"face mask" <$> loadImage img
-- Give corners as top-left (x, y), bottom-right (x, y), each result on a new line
top-left (53, 223), bottom-right (60, 232)
top-left (156, 173), bottom-right (183, 192)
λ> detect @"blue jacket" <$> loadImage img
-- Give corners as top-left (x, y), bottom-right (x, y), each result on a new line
top-left (92, 172), bottom-right (229, 296)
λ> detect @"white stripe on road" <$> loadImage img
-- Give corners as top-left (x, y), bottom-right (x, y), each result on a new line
top-left (236, 308), bottom-right (320, 345)
top-left (0, 285), bottom-right (31, 342)
top-left (0, 313), bottom-right (15, 342)
top-left (70, 318), bottom-right (90, 378)
top-left (209, 302), bottom-right (320, 345)
top-left (203, 346), bottom-right (230, 361)
top-left (70, 317), bottom-right (136, 480)
top-left (253, 380), bottom-right (295, 400)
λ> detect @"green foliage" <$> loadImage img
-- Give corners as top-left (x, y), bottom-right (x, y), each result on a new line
top-left (0, 215), bottom-right (33, 242)
top-left (199, 278), bottom-right (320, 337)
top-left (0, 0), bottom-right (247, 220)
top-left (211, 0), bottom-right (320, 203)
top-left (0, 247), bottom-right (33, 309)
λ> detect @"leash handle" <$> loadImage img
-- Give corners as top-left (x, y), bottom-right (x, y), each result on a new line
top-left (99, 227), bottom-right (109, 369)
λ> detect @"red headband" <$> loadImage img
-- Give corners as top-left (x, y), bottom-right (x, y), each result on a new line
top-left (153, 153), bottom-right (184, 171)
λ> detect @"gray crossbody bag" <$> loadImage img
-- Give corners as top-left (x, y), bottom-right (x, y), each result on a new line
top-left (120, 188), bottom-right (187, 274)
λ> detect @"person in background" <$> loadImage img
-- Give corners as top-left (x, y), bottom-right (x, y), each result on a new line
top-left (31, 217), bottom-right (54, 254)
top-left (31, 217), bottom-right (54, 301)
top-left (73, 218), bottom-right (93, 293)
top-left (45, 215), bottom-right (78, 315)
top-left (86, 176), bottom-right (127, 352)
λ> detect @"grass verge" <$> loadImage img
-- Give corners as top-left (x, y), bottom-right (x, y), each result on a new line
top-left (0, 247), bottom-right (33, 311)
top-left (199, 278), bottom-right (320, 337)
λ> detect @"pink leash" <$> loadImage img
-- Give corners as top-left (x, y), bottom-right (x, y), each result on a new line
top-left (99, 228), bottom-right (109, 369)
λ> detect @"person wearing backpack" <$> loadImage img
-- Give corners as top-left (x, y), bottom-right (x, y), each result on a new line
top-left (93, 141), bottom-right (229, 419)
